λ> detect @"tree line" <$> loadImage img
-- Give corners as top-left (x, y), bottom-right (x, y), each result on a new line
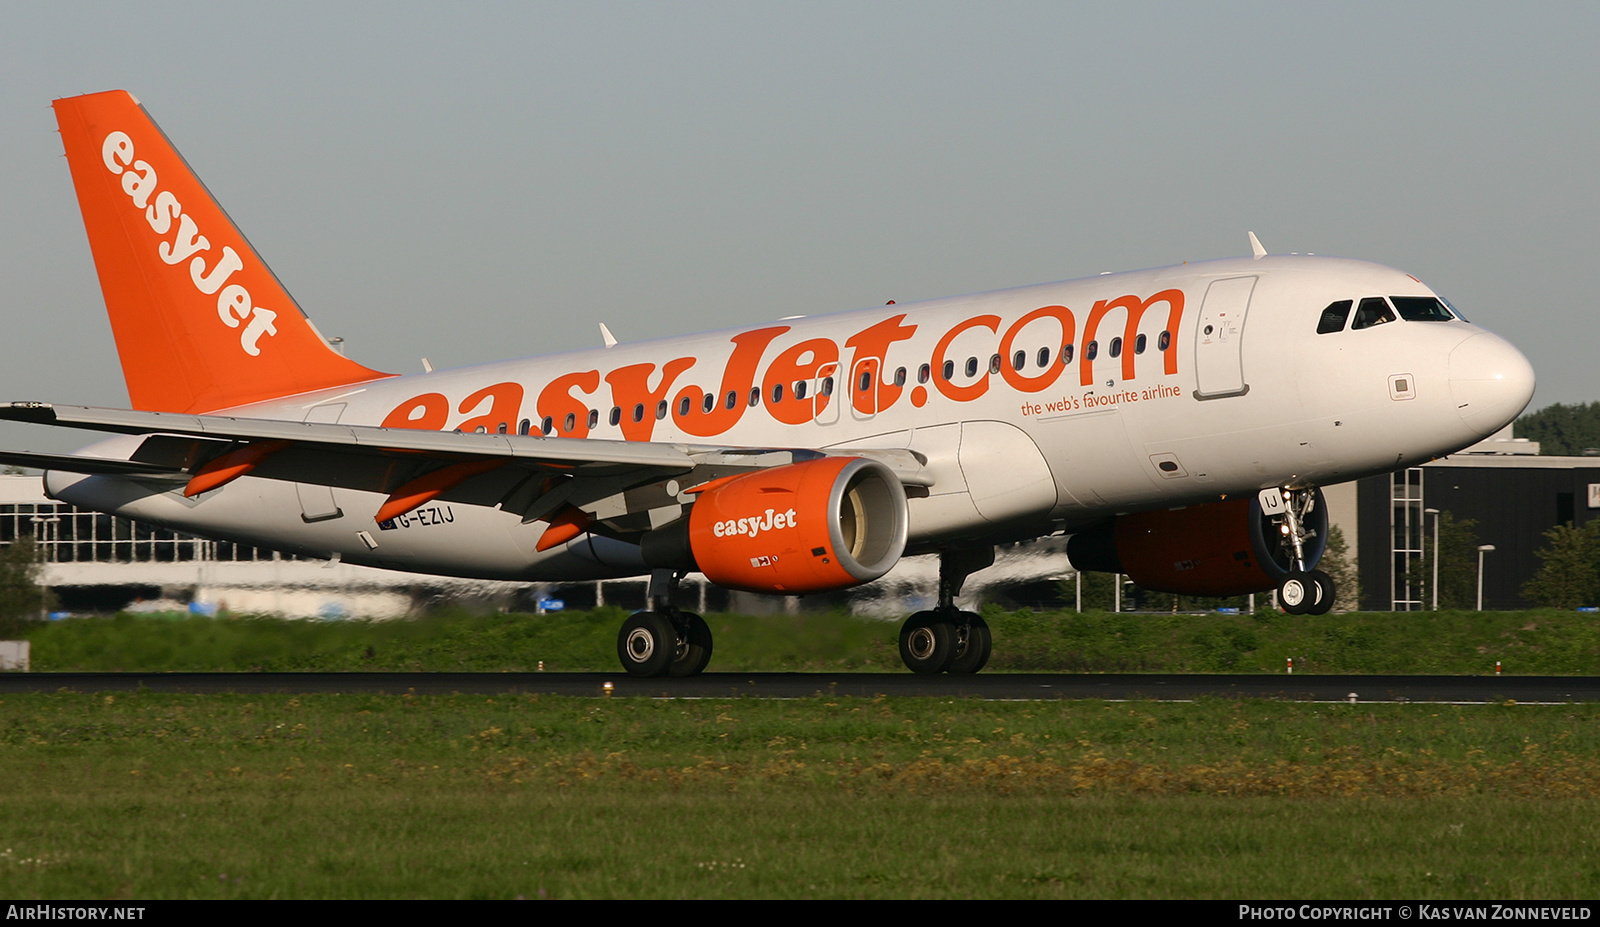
top-left (1516, 401), bottom-right (1600, 456)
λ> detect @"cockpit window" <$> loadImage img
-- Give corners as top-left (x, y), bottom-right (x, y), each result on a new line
top-left (1351, 296), bottom-right (1395, 330)
top-left (1391, 296), bottom-right (1455, 322)
top-left (1438, 294), bottom-right (1469, 322)
top-left (1317, 300), bottom-right (1353, 334)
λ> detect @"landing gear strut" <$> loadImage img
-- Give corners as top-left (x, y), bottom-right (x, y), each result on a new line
top-left (616, 570), bottom-right (714, 677)
top-left (1271, 487), bottom-right (1335, 616)
top-left (898, 547), bottom-right (995, 675)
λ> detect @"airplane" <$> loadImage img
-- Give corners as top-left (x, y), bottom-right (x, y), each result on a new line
top-left (0, 90), bottom-right (1536, 677)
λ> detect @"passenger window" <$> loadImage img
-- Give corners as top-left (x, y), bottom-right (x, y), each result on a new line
top-left (1391, 296), bottom-right (1455, 322)
top-left (1317, 300), bottom-right (1353, 334)
top-left (1037, 347), bottom-right (1050, 367)
top-left (1351, 297), bottom-right (1395, 330)
top-left (918, 364), bottom-right (931, 384)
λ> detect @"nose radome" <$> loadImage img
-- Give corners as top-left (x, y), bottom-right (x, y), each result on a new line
top-left (1448, 332), bottom-right (1537, 438)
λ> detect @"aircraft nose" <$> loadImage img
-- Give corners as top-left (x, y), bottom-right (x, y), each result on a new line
top-left (1448, 332), bottom-right (1536, 438)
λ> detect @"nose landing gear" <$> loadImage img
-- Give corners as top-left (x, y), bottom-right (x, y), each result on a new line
top-left (1270, 486), bottom-right (1335, 615)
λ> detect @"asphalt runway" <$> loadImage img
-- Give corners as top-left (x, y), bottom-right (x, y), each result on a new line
top-left (2, 672), bottom-right (1598, 702)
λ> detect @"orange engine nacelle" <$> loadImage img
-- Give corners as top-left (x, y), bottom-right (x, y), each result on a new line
top-left (1066, 491), bottom-right (1329, 596)
top-left (663, 457), bottom-right (908, 595)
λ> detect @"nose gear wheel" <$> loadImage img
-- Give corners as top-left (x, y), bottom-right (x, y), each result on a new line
top-left (1279, 568), bottom-right (1335, 616)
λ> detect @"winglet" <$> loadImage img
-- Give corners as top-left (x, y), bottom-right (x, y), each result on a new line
top-left (1248, 231), bottom-right (1267, 259)
top-left (52, 90), bottom-right (392, 413)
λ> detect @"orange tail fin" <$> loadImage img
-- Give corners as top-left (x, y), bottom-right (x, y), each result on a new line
top-left (53, 90), bottom-right (390, 413)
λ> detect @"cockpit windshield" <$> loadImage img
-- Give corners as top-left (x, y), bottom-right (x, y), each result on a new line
top-left (1390, 296), bottom-right (1455, 322)
top-left (1317, 295), bottom-right (1463, 333)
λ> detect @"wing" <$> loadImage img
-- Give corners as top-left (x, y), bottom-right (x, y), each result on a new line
top-left (0, 402), bottom-right (931, 546)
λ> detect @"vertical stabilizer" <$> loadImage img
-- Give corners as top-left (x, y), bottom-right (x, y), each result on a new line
top-left (53, 90), bottom-right (390, 413)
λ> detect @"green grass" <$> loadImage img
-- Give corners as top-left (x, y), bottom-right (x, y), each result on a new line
top-left (1, 693), bottom-right (1598, 898)
top-left (11, 606), bottom-right (1600, 675)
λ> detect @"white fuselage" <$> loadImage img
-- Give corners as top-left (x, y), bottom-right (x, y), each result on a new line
top-left (47, 254), bottom-right (1536, 582)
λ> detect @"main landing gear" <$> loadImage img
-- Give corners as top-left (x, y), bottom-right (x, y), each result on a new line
top-left (898, 547), bottom-right (995, 675)
top-left (616, 570), bottom-right (713, 677)
top-left (1271, 486), bottom-right (1335, 616)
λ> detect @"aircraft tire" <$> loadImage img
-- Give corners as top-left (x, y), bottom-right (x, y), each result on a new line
top-left (1279, 572), bottom-right (1313, 615)
top-left (667, 611), bottom-right (714, 677)
top-left (946, 612), bottom-right (992, 675)
top-left (618, 611), bottom-right (676, 677)
top-left (900, 610), bottom-right (956, 674)
top-left (1306, 570), bottom-right (1336, 616)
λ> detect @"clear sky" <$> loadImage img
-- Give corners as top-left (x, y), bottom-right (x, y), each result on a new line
top-left (2, 2), bottom-right (1595, 454)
